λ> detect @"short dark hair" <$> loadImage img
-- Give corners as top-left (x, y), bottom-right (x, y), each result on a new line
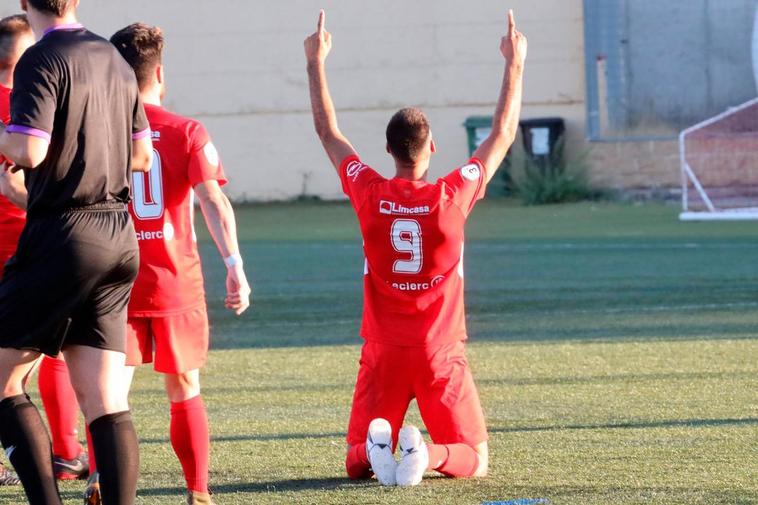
top-left (27, 0), bottom-right (76, 17)
top-left (386, 108), bottom-right (431, 163)
top-left (0, 14), bottom-right (31, 67)
top-left (110, 23), bottom-right (164, 90)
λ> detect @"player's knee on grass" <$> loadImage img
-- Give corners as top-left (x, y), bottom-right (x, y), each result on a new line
top-left (164, 369), bottom-right (201, 403)
top-left (345, 444), bottom-right (372, 480)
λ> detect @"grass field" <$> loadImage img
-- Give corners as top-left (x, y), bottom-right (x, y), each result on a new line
top-left (2, 200), bottom-right (757, 504)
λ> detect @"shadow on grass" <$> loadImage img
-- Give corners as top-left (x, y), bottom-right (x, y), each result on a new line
top-left (207, 324), bottom-right (758, 351)
top-left (136, 479), bottom-right (758, 503)
top-left (136, 417), bottom-right (757, 448)
top-left (140, 431), bottom-right (345, 445)
top-left (478, 370), bottom-right (756, 388)
top-left (493, 417), bottom-right (758, 433)
top-left (139, 477), bottom-right (371, 497)
top-left (502, 484), bottom-right (758, 505)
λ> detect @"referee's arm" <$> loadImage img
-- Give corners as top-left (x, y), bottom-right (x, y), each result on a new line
top-left (0, 122), bottom-right (49, 170)
top-left (131, 93), bottom-right (153, 172)
top-left (0, 165), bottom-right (27, 210)
top-left (131, 135), bottom-right (153, 172)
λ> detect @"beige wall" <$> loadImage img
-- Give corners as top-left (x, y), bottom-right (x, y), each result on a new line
top-left (1, 1), bottom-right (677, 200)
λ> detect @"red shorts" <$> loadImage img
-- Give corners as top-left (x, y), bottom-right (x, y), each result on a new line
top-left (125, 308), bottom-right (209, 374)
top-left (346, 340), bottom-right (488, 448)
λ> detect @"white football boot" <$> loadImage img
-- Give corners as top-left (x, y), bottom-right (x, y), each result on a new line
top-left (395, 425), bottom-right (429, 486)
top-left (366, 418), bottom-right (397, 486)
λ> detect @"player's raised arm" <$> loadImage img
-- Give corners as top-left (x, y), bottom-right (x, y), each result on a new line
top-left (305, 10), bottom-right (357, 171)
top-left (473, 9), bottom-right (527, 183)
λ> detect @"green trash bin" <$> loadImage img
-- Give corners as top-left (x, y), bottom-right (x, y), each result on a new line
top-left (463, 116), bottom-right (511, 196)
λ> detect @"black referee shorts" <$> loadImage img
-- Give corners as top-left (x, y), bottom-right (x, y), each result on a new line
top-left (0, 203), bottom-right (139, 357)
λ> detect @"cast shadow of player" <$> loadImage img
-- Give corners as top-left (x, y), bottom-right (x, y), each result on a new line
top-left (138, 477), bottom-right (371, 497)
top-left (138, 431), bottom-right (346, 445)
top-left (490, 416), bottom-right (758, 433)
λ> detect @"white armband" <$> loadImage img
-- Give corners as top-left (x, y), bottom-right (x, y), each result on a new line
top-left (224, 253), bottom-right (243, 268)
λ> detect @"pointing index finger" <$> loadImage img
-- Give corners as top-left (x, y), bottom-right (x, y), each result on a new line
top-left (508, 9), bottom-right (515, 37)
top-left (318, 9), bottom-right (326, 33)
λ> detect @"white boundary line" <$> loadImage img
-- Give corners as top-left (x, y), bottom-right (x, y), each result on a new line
top-left (680, 211), bottom-right (758, 221)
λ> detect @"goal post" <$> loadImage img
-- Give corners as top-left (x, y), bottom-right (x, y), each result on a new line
top-left (679, 97), bottom-right (758, 221)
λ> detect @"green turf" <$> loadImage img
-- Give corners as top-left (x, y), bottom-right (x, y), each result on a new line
top-left (2, 200), bottom-right (756, 504)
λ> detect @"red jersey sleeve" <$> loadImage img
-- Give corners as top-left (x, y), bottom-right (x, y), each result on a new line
top-left (339, 155), bottom-right (385, 211)
top-left (0, 86), bottom-right (10, 166)
top-left (186, 121), bottom-right (227, 187)
top-left (440, 157), bottom-right (487, 218)
top-left (0, 85), bottom-right (11, 124)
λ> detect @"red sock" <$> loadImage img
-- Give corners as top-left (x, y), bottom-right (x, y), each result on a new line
top-left (427, 443), bottom-right (479, 477)
top-left (86, 426), bottom-right (97, 474)
top-left (345, 443), bottom-right (372, 480)
top-left (38, 356), bottom-right (82, 460)
top-left (170, 395), bottom-right (210, 493)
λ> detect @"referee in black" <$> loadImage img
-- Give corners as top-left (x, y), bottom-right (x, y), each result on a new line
top-left (0, 1), bottom-right (153, 504)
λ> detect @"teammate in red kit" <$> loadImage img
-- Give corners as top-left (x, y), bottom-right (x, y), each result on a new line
top-left (0, 12), bottom-right (89, 485)
top-left (0, 13), bottom-right (33, 489)
top-left (305, 10), bottom-right (526, 486)
top-left (0, 14), bottom-right (31, 283)
top-left (84, 23), bottom-right (251, 505)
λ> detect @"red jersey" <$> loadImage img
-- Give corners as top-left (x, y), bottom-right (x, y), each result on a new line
top-left (128, 104), bottom-right (227, 316)
top-left (0, 84), bottom-right (26, 253)
top-left (339, 154), bottom-right (487, 347)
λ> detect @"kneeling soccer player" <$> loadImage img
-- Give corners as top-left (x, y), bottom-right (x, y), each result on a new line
top-left (81, 23), bottom-right (251, 505)
top-left (305, 10), bottom-right (527, 485)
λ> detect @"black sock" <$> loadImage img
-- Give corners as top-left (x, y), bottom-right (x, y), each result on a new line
top-left (89, 411), bottom-right (139, 505)
top-left (0, 394), bottom-right (62, 505)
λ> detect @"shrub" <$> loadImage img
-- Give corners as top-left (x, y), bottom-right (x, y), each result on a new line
top-left (512, 139), bottom-right (604, 205)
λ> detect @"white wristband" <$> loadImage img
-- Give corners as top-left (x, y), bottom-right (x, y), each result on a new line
top-left (224, 253), bottom-right (243, 268)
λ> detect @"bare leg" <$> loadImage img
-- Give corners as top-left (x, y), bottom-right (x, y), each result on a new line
top-left (164, 369), bottom-right (200, 402)
top-left (63, 345), bottom-right (138, 505)
top-left (0, 348), bottom-right (62, 505)
top-left (0, 348), bottom-right (41, 399)
top-left (62, 346), bottom-right (129, 424)
top-left (21, 354), bottom-right (43, 390)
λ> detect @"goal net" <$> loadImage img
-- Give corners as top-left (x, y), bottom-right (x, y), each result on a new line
top-left (679, 97), bottom-right (758, 221)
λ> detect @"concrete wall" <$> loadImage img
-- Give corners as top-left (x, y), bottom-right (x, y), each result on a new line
top-left (1, 0), bottom-right (680, 199)
top-left (623, 0), bottom-right (755, 130)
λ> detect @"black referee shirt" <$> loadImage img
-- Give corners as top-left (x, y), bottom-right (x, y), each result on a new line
top-left (8, 24), bottom-right (149, 216)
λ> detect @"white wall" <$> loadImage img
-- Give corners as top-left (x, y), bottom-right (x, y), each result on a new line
top-left (1, 0), bottom-right (586, 200)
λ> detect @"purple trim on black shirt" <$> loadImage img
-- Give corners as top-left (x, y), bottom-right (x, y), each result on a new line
top-left (43, 23), bottom-right (85, 37)
top-left (6, 125), bottom-right (51, 143)
top-left (132, 128), bottom-right (151, 141)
